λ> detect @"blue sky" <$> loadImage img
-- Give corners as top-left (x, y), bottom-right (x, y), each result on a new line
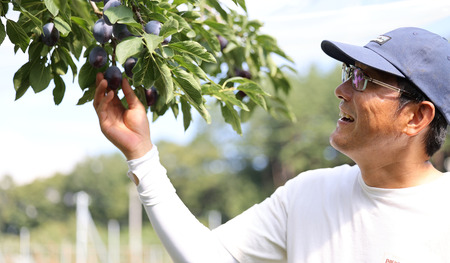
top-left (1, 0), bottom-right (449, 184)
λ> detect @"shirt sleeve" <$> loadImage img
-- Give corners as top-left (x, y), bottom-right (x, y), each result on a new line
top-left (127, 146), bottom-right (238, 263)
top-left (212, 185), bottom-right (289, 263)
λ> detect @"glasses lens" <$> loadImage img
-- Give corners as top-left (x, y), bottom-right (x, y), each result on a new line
top-left (341, 64), bottom-right (348, 82)
top-left (352, 67), bottom-right (365, 91)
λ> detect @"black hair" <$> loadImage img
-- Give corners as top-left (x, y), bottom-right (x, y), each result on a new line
top-left (396, 77), bottom-right (448, 157)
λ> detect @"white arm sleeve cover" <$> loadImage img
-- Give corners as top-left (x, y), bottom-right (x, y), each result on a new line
top-left (127, 146), bottom-right (238, 263)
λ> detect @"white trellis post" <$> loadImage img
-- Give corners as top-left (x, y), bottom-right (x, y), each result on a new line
top-left (76, 191), bottom-right (89, 263)
top-left (129, 184), bottom-right (142, 263)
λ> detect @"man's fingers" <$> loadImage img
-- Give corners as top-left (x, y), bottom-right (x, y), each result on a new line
top-left (93, 72), bottom-right (107, 110)
top-left (121, 77), bottom-right (141, 109)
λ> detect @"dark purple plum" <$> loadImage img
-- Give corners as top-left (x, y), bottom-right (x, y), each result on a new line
top-left (89, 46), bottom-right (108, 68)
top-left (41, 23), bottom-right (60, 46)
top-left (113, 24), bottom-right (133, 41)
top-left (144, 20), bottom-right (161, 35)
top-left (235, 69), bottom-right (252, 79)
top-left (123, 57), bottom-right (137, 78)
top-left (145, 87), bottom-right (158, 106)
top-left (103, 0), bottom-right (121, 25)
top-left (216, 35), bottom-right (228, 51)
top-left (163, 35), bottom-right (172, 44)
top-left (104, 66), bottom-right (122, 90)
top-left (93, 19), bottom-right (113, 44)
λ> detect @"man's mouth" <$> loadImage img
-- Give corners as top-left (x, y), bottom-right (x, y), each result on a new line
top-left (339, 111), bottom-right (355, 122)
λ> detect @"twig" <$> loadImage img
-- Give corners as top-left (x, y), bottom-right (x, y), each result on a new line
top-left (89, 0), bottom-right (103, 17)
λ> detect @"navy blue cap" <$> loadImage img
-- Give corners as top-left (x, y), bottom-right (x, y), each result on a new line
top-left (321, 27), bottom-right (450, 124)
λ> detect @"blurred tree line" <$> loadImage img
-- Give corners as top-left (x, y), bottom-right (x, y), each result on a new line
top-left (1, 64), bottom-right (449, 239)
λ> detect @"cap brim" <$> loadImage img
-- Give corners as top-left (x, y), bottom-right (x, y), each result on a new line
top-left (321, 40), bottom-right (405, 78)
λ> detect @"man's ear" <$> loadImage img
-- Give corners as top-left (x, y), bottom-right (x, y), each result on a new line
top-left (403, 101), bottom-right (435, 136)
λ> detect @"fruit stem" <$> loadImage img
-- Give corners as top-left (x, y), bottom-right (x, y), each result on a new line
top-left (89, 1), bottom-right (103, 17)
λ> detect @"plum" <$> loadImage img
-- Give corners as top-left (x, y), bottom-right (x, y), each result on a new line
top-left (217, 35), bottom-right (228, 51)
top-left (104, 66), bottom-right (122, 90)
top-left (41, 23), bottom-right (60, 46)
top-left (163, 35), bottom-right (172, 44)
top-left (235, 69), bottom-right (252, 79)
top-left (145, 87), bottom-right (158, 106)
top-left (93, 19), bottom-right (113, 44)
top-left (103, 0), bottom-right (121, 25)
top-left (89, 46), bottom-right (108, 68)
top-left (113, 24), bottom-right (133, 41)
top-left (123, 57), bottom-right (137, 78)
top-left (144, 20), bottom-right (161, 35)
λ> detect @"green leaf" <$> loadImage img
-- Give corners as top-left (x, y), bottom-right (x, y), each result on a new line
top-left (104, 6), bottom-right (139, 26)
top-left (203, 20), bottom-right (234, 41)
top-left (223, 77), bottom-right (270, 96)
top-left (169, 41), bottom-right (216, 63)
top-left (71, 16), bottom-right (90, 31)
top-left (172, 67), bottom-right (211, 123)
top-left (14, 62), bottom-right (31, 100)
top-left (133, 55), bottom-right (156, 88)
top-left (78, 61), bottom-right (98, 90)
top-left (180, 96), bottom-right (192, 131)
top-left (143, 33), bottom-right (164, 53)
top-left (53, 74), bottom-right (66, 105)
top-left (160, 17), bottom-right (179, 38)
top-left (116, 37), bottom-right (143, 65)
top-left (6, 19), bottom-right (29, 52)
top-left (154, 58), bottom-right (174, 103)
top-left (173, 55), bottom-right (210, 81)
top-left (221, 102), bottom-right (242, 135)
top-left (51, 48), bottom-right (68, 75)
top-left (235, 0), bottom-right (247, 12)
top-left (195, 25), bottom-right (220, 54)
top-left (15, 4), bottom-right (42, 29)
top-left (77, 87), bottom-right (96, 105)
top-left (0, 20), bottom-right (6, 46)
top-left (45, 0), bottom-right (59, 16)
top-left (172, 67), bottom-right (202, 105)
top-left (54, 16), bottom-right (71, 37)
top-left (59, 46), bottom-right (78, 81)
top-left (169, 12), bottom-right (196, 38)
top-left (30, 59), bottom-right (52, 93)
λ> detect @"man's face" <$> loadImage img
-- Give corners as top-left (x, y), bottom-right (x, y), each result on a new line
top-left (329, 63), bottom-right (408, 161)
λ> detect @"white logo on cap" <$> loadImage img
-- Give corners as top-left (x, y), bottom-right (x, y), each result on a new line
top-left (371, 35), bottom-right (391, 45)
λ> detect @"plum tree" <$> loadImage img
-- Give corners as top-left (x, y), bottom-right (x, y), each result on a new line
top-left (4, 0), bottom-right (296, 134)
top-left (41, 23), bottom-right (60, 46)
top-left (89, 46), bottom-right (108, 68)
top-left (124, 57), bottom-right (137, 78)
top-left (144, 20), bottom-right (161, 35)
top-left (104, 66), bottom-right (122, 90)
top-left (93, 19), bottom-right (113, 44)
top-left (103, 0), bottom-right (121, 25)
top-left (113, 24), bottom-right (133, 41)
top-left (145, 87), bottom-right (158, 106)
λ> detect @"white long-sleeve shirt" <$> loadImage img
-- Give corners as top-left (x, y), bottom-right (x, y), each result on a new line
top-left (128, 146), bottom-right (450, 263)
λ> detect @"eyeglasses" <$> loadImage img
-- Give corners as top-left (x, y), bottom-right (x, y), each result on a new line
top-left (341, 63), bottom-right (414, 97)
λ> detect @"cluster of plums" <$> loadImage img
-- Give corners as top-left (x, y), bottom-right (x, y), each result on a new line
top-left (88, 0), bottom-right (169, 106)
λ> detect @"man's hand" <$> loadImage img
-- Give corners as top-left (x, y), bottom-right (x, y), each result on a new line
top-left (93, 72), bottom-right (152, 160)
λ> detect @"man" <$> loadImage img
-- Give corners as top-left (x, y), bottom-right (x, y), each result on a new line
top-left (93, 27), bottom-right (450, 262)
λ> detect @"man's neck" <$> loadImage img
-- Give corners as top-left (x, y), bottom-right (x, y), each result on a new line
top-left (358, 160), bottom-right (442, 189)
